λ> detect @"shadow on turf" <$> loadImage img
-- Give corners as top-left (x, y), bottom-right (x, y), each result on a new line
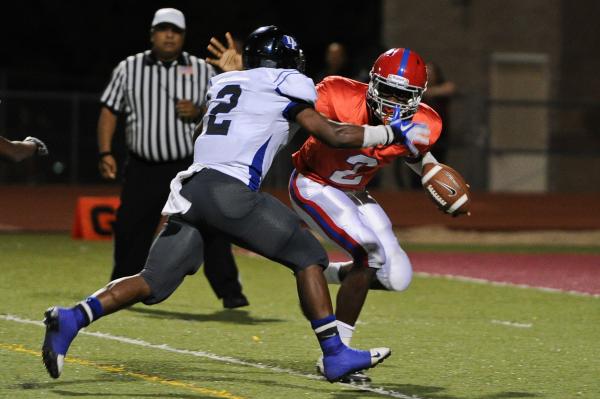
top-left (479, 393), bottom-right (540, 399)
top-left (17, 376), bottom-right (541, 398)
top-left (126, 307), bottom-right (284, 325)
top-left (18, 379), bottom-right (224, 398)
top-left (328, 383), bottom-right (541, 399)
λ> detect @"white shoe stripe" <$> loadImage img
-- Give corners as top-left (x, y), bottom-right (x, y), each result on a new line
top-left (79, 301), bottom-right (94, 323)
top-left (57, 354), bottom-right (64, 374)
top-left (314, 321), bottom-right (337, 334)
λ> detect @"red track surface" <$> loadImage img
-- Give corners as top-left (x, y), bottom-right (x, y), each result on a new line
top-left (2, 186), bottom-right (598, 295)
top-left (2, 186), bottom-right (600, 231)
top-left (330, 252), bottom-right (600, 296)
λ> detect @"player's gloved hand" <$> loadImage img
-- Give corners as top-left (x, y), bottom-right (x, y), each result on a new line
top-left (23, 136), bottom-right (49, 156)
top-left (389, 119), bottom-right (430, 157)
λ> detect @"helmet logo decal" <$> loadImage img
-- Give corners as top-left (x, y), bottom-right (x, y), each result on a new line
top-left (282, 35), bottom-right (298, 50)
top-left (397, 48), bottom-right (411, 77)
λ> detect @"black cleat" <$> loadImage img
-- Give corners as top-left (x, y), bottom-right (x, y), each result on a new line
top-left (340, 370), bottom-right (372, 385)
top-left (223, 294), bottom-right (249, 309)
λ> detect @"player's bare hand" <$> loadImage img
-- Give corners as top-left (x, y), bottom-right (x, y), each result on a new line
top-left (99, 154), bottom-right (117, 180)
top-left (206, 32), bottom-right (242, 72)
top-left (176, 99), bottom-right (200, 120)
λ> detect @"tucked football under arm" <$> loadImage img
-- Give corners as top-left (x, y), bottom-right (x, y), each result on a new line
top-left (404, 152), bottom-right (438, 176)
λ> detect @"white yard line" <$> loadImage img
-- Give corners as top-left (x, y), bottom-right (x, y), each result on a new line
top-left (490, 319), bottom-right (532, 328)
top-left (415, 272), bottom-right (600, 298)
top-left (1, 314), bottom-right (421, 399)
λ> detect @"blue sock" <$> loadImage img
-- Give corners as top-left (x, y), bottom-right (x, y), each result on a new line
top-left (311, 315), bottom-right (345, 356)
top-left (73, 296), bottom-right (104, 329)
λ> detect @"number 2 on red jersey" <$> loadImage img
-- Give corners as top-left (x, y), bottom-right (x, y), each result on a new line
top-left (329, 154), bottom-right (378, 185)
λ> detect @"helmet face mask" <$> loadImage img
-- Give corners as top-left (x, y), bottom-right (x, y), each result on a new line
top-left (366, 48), bottom-right (427, 124)
top-left (243, 26), bottom-right (306, 72)
top-left (367, 73), bottom-right (425, 123)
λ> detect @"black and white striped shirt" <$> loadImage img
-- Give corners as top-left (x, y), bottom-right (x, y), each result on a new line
top-left (100, 50), bottom-right (215, 162)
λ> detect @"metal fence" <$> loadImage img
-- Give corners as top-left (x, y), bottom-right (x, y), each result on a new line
top-left (1, 90), bottom-right (599, 192)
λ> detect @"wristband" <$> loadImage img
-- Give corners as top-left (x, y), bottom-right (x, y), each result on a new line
top-left (362, 125), bottom-right (393, 147)
top-left (421, 151), bottom-right (438, 165)
top-left (99, 151), bottom-right (113, 159)
top-left (405, 152), bottom-right (439, 176)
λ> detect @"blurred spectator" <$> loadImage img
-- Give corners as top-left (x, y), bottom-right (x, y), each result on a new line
top-left (422, 62), bottom-right (457, 164)
top-left (314, 42), bottom-right (353, 83)
top-left (97, 8), bottom-right (248, 309)
top-left (0, 135), bottom-right (48, 162)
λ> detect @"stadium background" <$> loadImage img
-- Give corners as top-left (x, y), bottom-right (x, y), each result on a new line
top-left (1, 0), bottom-right (598, 230)
top-left (1, 2), bottom-right (599, 398)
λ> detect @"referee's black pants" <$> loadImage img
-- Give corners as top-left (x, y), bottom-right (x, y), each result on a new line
top-left (111, 155), bottom-right (245, 300)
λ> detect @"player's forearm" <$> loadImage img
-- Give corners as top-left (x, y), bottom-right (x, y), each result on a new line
top-left (296, 108), bottom-right (375, 148)
top-left (329, 123), bottom-right (398, 148)
top-left (97, 107), bottom-right (118, 153)
top-left (324, 122), bottom-right (368, 148)
top-left (0, 137), bottom-right (36, 162)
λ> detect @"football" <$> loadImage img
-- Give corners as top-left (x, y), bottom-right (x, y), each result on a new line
top-left (421, 163), bottom-right (471, 216)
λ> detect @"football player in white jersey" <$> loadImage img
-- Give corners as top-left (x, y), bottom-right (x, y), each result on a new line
top-left (42, 26), bottom-right (429, 383)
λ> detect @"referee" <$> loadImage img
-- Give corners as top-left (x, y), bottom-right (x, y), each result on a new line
top-left (97, 8), bottom-right (248, 308)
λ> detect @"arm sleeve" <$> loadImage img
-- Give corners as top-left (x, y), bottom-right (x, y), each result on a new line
top-left (100, 61), bottom-right (127, 114)
top-left (275, 71), bottom-right (317, 121)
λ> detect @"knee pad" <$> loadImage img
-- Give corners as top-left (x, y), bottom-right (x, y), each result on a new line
top-left (140, 217), bottom-right (204, 304)
top-left (376, 250), bottom-right (413, 292)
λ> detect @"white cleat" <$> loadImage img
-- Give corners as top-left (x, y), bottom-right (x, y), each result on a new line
top-left (369, 347), bottom-right (391, 366)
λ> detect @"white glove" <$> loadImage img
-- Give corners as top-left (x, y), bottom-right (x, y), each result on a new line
top-left (23, 136), bottom-right (48, 156)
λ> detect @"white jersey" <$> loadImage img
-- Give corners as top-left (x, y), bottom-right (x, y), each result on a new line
top-left (193, 67), bottom-right (316, 190)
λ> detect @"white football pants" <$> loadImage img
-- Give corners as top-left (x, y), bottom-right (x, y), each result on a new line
top-left (289, 170), bottom-right (412, 291)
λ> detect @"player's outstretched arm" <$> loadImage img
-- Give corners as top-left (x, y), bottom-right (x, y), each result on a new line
top-left (0, 135), bottom-right (47, 162)
top-left (295, 108), bottom-right (390, 148)
top-left (296, 108), bottom-right (431, 153)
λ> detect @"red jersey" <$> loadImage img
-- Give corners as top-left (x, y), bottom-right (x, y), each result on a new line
top-left (292, 76), bottom-right (442, 191)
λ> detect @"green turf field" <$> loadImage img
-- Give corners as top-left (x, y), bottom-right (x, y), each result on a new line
top-left (1, 234), bottom-right (599, 399)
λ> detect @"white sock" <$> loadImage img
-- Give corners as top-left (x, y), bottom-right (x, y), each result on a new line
top-left (337, 320), bottom-right (355, 346)
top-left (323, 261), bottom-right (352, 284)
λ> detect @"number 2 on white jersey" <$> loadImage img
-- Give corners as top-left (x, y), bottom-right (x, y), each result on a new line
top-left (329, 154), bottom-right (378, 185)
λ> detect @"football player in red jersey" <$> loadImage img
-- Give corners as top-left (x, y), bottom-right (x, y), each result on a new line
top-left (206, 40), bottom-right (442, 384)
top-left (288, 48), bottom-right (442, 383)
